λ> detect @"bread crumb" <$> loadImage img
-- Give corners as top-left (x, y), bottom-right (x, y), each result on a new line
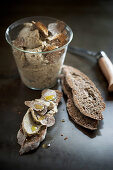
top-left (64, 137), bottom-right (68, 140)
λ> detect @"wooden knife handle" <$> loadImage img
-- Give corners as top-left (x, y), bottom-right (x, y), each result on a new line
top-left (98, 51), bottom-right (113, 92)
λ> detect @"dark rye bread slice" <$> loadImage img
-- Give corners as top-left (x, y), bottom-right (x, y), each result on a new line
top-left (61, 77), bottom-right (98, 130)
top-left (17, 126), bottom-right (47, 155)
top-left (67, 98), bottom-right (98, 130)
top-left (62, 65), bottom-right (105, 120)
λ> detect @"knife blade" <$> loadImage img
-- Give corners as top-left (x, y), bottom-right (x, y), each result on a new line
top-left (68, 45), bottom-right (96, 57)
top-left (68, 45), bottom-right (113, 92)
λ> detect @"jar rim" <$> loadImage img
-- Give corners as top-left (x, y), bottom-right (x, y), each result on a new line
top-left (5, 16), bottom-right (73, 54)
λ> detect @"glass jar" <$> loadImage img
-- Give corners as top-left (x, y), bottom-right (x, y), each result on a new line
top-left (5, 16), bottom-right (73, 90)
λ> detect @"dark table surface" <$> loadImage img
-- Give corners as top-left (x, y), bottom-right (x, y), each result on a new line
top-left (0, 1), bottom-right (113, 170)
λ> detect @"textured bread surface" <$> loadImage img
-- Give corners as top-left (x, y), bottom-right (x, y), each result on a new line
top-left (62, 65), bottom-right (105, 120)
top-left (67, 98), bottom-right (98, 130)
top-left (61, 77), bottom-right (98, 130)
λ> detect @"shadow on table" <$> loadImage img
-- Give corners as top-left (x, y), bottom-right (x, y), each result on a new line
top-left (68, 115), bottom-right (103, 139)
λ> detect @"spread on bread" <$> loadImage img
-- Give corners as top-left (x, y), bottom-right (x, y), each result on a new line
top-left (17, 89), bottom-right (62, 155)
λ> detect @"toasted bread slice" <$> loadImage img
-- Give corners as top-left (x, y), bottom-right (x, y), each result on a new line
top-left (17, 126), bottom-right (47, 155)
top-left (32, 21), bottom-right (48, 37)
top-left (62, 65), bottom-right (105, 120)
top-left (67, 98), bottom-right (98, 130)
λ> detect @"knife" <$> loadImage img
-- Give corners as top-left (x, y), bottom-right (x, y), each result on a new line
top-left (68, 46), bottom-right (113, 92)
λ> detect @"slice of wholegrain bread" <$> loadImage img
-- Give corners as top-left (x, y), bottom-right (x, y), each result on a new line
top-left (67, 98), bottom-right (98, 130)
top-left (61, 77), bottom-right (98, 130)
top-left (62, 65), bottom-right (105, 120)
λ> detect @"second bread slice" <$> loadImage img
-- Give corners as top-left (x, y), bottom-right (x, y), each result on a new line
top-left (67, 98), bottom-right (98, 130)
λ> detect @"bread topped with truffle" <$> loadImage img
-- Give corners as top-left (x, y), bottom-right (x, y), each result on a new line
top-left (17, 89), bottom-right (62, 155)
